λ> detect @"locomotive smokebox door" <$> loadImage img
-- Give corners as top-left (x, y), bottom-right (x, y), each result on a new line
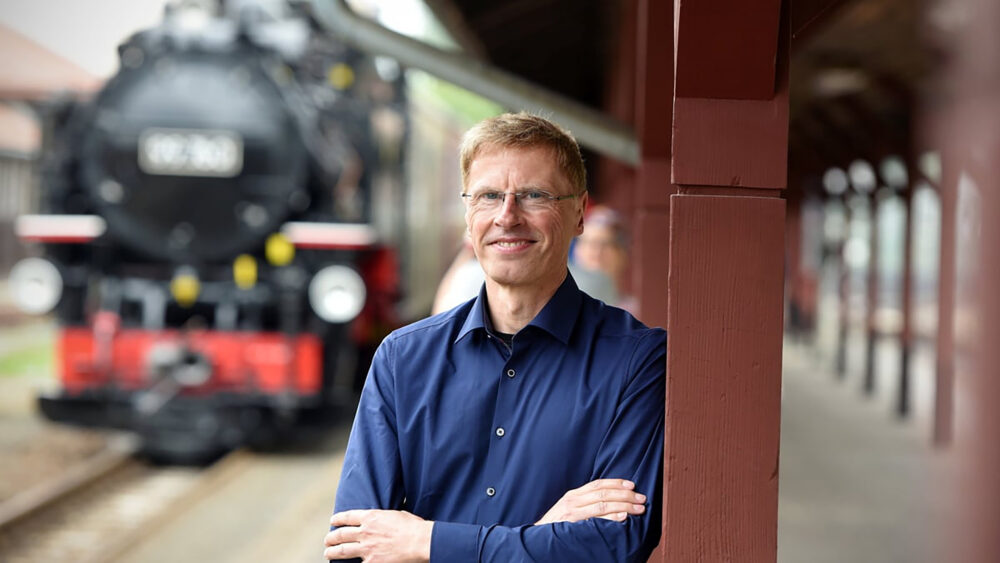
top-left (78, 49), bottom-right (310, 264)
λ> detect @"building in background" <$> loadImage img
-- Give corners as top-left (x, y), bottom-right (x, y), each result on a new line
top-left (0, 23), bottom-right (99, 276)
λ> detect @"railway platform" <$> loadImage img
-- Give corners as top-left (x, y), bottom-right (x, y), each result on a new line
top-left (777, 340), bottom-right (948, 563)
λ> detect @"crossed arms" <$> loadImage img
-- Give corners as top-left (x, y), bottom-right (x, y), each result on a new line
top-left (326, 330), bottom-right (665, 562)
top-left (325, 478), bottom-right (650, 561)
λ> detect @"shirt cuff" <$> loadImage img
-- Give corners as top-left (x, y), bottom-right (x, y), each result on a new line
top-left (430, 521), bottom-right (481, 563)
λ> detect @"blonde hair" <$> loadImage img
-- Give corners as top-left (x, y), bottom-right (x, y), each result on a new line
top-left (459, 112), bottom-right (587, 194)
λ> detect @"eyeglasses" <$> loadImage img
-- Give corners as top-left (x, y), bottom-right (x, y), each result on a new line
top-left (461, 189), bottom-right (582, 212)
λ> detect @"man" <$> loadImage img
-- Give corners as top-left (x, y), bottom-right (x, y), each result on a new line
top-left (325, 113), bottom-right (665, 562)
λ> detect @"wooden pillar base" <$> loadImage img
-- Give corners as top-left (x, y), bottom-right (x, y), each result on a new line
top-left (663, 192), bottom-right (784, 561)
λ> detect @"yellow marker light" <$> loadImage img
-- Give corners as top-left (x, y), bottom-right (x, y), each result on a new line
top-left (265, 233), bottom-right (295, 266)
top-left (328, 63), bottom-right (355, 90)
top-left (233, 254), bottom-right (258, 289)
top-left (170, 272), bottom-right (200, 308)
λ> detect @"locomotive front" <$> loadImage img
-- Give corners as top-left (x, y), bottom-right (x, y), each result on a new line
top-left (11, 5), bottom-right (403, 462)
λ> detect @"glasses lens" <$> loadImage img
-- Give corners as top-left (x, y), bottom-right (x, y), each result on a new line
top-left (519, 191), bottom-right (548, 211)
top-left (466, 190), bottom-right (571, 211)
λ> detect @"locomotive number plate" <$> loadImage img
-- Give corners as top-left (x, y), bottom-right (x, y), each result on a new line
top-left (138, 128), bottom-right (243, 177)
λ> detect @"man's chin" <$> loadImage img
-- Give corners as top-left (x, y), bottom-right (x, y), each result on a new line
top-left (485, 273), bottom-right (526, 288)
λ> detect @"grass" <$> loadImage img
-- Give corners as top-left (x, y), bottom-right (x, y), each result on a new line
top-left (0, 342), bottom-right (54, 378)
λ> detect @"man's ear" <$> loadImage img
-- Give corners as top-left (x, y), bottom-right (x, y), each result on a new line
top-left (576, 192), bottom-right (589, 234)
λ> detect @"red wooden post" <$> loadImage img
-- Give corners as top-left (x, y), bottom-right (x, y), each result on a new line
top-left (863, 190), bottom-right (880, 395)
top-left (594, 0), bottom-right (637, 227)
top-left (933, 157), bottom-right (956, 446)
top-left (835, 192), bottom-right (851, 378)
top-left (631, 0), bottom-right (675, 332)
top-left (623, 1), bottom-right (675, 560)
top-left (896, 182), bottom-right (914, 418)
top-left (661, 0), bottom-right (787, 560)
top-left (934, 0), bottom-right (1000, 556)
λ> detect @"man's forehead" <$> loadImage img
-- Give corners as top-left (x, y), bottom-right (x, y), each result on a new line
top-left (466, 145), bottom-right (568, 187)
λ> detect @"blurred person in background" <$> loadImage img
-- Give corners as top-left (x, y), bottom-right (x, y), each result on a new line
top-left (325, 112), bottom-right (664, 562)
top-left (573, 204), bottom-right (637, 314)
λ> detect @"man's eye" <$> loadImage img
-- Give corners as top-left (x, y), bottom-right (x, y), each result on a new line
top-left (524, 190), bottom-right (548, 200)
top-left (481, 192), bottom-right (502, 201)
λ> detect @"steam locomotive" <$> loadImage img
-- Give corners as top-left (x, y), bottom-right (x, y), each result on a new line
top-left (10, 1), bottom-right (408, 462)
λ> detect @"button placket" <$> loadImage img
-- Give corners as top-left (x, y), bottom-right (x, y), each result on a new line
top-left (481, 356), bottom-right (519, 516)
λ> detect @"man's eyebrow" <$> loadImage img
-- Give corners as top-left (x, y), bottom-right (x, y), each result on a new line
top-left (468, 184), bottom-right (552, 192)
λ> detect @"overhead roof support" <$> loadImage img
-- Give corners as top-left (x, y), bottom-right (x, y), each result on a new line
top-left (307, 0), bottom-right (640, 166)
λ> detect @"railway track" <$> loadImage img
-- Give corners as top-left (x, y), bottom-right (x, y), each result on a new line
top-left (0, 423), bottom-right (351, 563)
top-left (0, 436), bottom-right (238, 563)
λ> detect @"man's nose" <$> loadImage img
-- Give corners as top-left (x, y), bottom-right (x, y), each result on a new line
top-left (493, 193), bottom-right (523, 226)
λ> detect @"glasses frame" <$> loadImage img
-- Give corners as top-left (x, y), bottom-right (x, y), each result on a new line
top-left (460, 189), bottom-right (583, 211)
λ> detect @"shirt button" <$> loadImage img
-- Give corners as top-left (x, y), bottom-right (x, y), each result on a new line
top-left (486, 487), bottom-right (496, 497)
top-left (506, 369), bottom-right (515, 378)
top-left (495, 427), bottom-right (505, 437)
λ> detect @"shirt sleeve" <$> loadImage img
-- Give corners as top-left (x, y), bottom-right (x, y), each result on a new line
top-left (333, 336), bottom-right (406, 512)
top-left (430, 329), bottom-right (666, 563)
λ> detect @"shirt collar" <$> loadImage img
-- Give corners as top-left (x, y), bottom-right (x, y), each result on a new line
top-left (455, 272), bottom-right (582, 345)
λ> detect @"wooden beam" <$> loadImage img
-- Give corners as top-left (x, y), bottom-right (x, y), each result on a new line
top-left (664, 193), bottom-right (785, 562)
top-left (633, 0), bottom-right (676, 330)
top-left (933, 152), bottom-right (956, 446)
top-left (661, 1), bottom-right (788, 561)
top-left (674, 0), bottom-right (782, 99)
top-left (625, 3), bottom-right (676, 559)
top-left (937, 0), bottom-right (1000, 553)
top-left (671, 95), bottom-right (789, 188)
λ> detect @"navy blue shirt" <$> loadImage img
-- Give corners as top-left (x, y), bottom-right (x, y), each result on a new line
top-left (334, 274), bottom-right (666, 562)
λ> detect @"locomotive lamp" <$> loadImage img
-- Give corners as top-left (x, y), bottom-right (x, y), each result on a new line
top-left (8, 257), bottom-right (63, 315)
top-left (308, 265), bottom-right (366, 323)
top-left (233, 254), bottom-right (258, 289)
top-left (265, 233), bottom-right (295, 266)
top-left (170, 268), bottom-right (201, 307)
top-left (328, 63), bottom-right (356, 90)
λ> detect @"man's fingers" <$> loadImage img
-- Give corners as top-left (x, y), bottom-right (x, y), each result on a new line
top-left (584, 500), bottom-right (646, 519)
top-left (579, 478), bottom-right (635, 492)
top-left (330, 510), bottom-right (368, 527)
top-left (536, 480), bottom-right (648, 525)
top-left (324, 541), bottom-right (362, 560)
top-left (324, 527), bottom-right (361, 547)
top-left (577, 488), bottom-right (646, 507)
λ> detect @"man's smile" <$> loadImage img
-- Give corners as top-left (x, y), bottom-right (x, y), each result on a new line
top-left (489, 237), bottom-right (536, 252)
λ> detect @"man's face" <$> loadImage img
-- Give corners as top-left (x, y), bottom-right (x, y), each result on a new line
top-left (464, 145), bottom-right (586, 291)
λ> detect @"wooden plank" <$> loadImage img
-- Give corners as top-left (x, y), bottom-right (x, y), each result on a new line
top-left (672, 96), bottom-right (789, 189)
top-left (634, 0), bottom-right (673, 159)
top-left (663, 193), bottom-right (784, 562)
top-left (671, 0), bottom-right (788, 190)
top-left (633, 206), bottom-right (671, 330)
top-left (674, 0), bottom-right (782, 100)
top-left (933, 159), bottom-right (956, 446)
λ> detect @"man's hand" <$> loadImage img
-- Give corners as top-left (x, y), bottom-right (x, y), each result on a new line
top-left (325, 509), bottom-right (433, 562)
top-left (535, 479), bottom-right (647, 525)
